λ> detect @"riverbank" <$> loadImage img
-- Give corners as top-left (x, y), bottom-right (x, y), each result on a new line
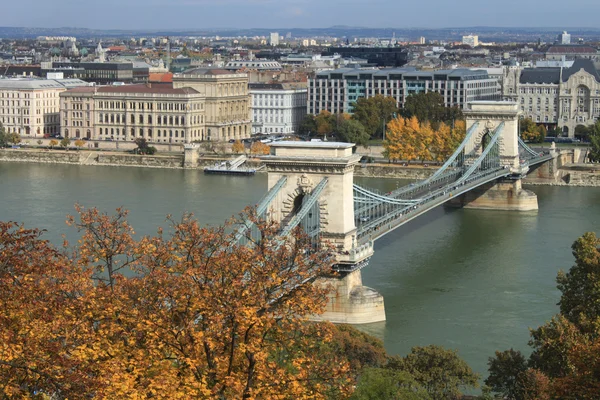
top-left (2, 148), bottom-right (600, 187)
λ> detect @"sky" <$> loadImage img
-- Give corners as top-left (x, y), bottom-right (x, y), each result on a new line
top-left (4, 0), bottom-right (600, 30)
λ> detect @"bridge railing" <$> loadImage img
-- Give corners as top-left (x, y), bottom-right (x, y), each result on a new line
top-left (357, 167), bottom-right (510, 243)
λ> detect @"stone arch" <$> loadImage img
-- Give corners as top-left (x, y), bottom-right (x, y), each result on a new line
top-left (280, 181), bottom-right (328, 231)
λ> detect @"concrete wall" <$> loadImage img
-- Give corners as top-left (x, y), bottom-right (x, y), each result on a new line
top-left (18, 138), bottom-right (184, 153)
top-left (96, 153), bottom-right (183, 169)
top-left (0, 149), bottom-right (84, 164)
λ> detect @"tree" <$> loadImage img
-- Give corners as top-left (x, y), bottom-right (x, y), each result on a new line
top-left (352, 95), bottom-right (399, 140)
top-left (519, 118), bottom-right (545, 143)
top-left (1, 206), bottom-right (354, 398)
top-left (6, 132), bottom-right (20, 146)
top-left (60, 137), bottom-right (71, 149)
top-left (337, 119), bottom-right (370, 147)
top-left (134, 137), bottom-right (156, 155)
top-left (231, 139), bottom-right (245, 154)
top-left (388, 345), bottom-right (479, 400)
top-left (351, 368), bottom-right (431, 400)
top-left (250, 141), bottom-right (270, 155)
top-left (37, 139), bottom-right (43, 146)
top-left (48, 139), bottom-right (59, 149)
top-left (74, 139), bottom-right (85, 150)
top-left (315, 110), bottom-right (335, 137)
top-left (485, 348), bottom-right (528, 399)
top-left (589, 122), bottom-right (600, 162)
top-left (557, 232), bottom-right (600, 326)
top-left (298, 115), bottom-right (317, 138)
top-left (401, 92), bottom-right (463, 129)
top-left (0, 123), bottom-right (7, 148)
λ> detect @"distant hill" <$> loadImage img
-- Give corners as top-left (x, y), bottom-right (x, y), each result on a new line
top-left (1, 26), bottom-right (600, 42)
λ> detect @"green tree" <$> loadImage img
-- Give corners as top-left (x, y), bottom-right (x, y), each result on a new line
top-left (388, 345), bottom-right (479, 399)
top-left (485, 348), bottom-right (528, 399)
top-left (0, 123), bottom-right (7, 147)
top-left (6, 132), bottom-right (20, 146)
top-left (337, 119), bottom-right (370, 147)
top-left (352, 94), bottom-right (399, 140)
top-left (60, 137), bottom-right (71, 149)
top-left (587, 121), bottom-right (600, 162)
top-left (557, 232), bottom-right (600, 327)
top-left (298, 115), bottom-right (317, 137)
top-left (351, 368), bottom-right (431, 400)
top-left (401, 92), bottom-right (463, 129)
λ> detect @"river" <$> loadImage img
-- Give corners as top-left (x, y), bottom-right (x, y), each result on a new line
top-left (1, 162), bottom-right (599, 381)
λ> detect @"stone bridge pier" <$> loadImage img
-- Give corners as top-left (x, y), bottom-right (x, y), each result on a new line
top-left (450, 102), bottom-right (539, 211)
top-left (264, 142), bottom-right (386, 324)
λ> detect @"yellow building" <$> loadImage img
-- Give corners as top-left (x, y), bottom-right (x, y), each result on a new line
top-left (173, 68), bottom-right (251, 141)
top-left (60, 84), bottom-right (205, 143)
top-left (0, 78), bottom-right (88, 138)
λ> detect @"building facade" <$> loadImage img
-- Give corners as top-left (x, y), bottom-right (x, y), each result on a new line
top-left (462, 35), bottom-right (479, 47)
top-left (60, 84), bottom-right (206, 143)
top-left (0, 78), bottom-right (88, 138)
top-left (249, 83), bottom-right (308, 135)
top-left (545, 45), bottom-right (599, 61)
top-left (323, 47), bottom-right (408, 68)
top-left (308, 67), bottom-right (499, 115)
top-left (173, 68), bottom-right (251, 141)
top-left (502, 60), bottom-right (600, 136)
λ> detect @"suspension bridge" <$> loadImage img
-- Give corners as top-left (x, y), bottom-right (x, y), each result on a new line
top-left (244, 101), bottom-right (560, 324)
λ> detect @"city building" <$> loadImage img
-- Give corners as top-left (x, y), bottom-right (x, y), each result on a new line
top-left (59, 83), bottom-right (206, 143)
top-left (462, 35), bottom-right (479, 47)
top-left (308, 67), bottom-right (499, 115)
top-left (0, 77), bottom-right (89, 137)
top-left (45, 62), bottom-right (135, 84)
top-left (558, 31), bottom-right (571, 45)
top-left (502, 60), bottom-right (600, 136)
top-left (545, 45), bottom-right (599, 61)
top-left (269, 32), bottom-right (280, 46)
top-left (249, 82), bottom-right (308, 135)
top-left (224, 60), bottom-right (282, 71)
top-left (173, 68), bottom-right (251, 141)
top-left (323, 47), bottom-right (409, 67)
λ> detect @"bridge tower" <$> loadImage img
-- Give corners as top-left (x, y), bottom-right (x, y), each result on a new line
top-left (451, 101), bottom-right (539, 211)
top-left (264, 141), bottom-right (386, 324)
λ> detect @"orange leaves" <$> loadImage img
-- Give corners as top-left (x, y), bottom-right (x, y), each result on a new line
top-left (383, 116), bottom-right (467, 162)
top-left (0, 207), bottom-right (352, 398)
top-left (250, 141), bottom-right (271, 155)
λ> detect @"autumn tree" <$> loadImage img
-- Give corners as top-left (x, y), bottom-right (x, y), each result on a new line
top-left (250, 141), bottom-right (270, 155)
top-left (315, 110), bottom-right (335, 137)
top-left (231, 139), bottom-right (245, 154)
top-left (352, 95), bottom-right (399, 140)
top-left (1, 206), bottom-right (356, 398)
top-left (519, 118), bottom-right (546, 143)
top-left (60, 137), bottom-right (71, 149)
top-left (49, 139), bottom-right (58, 149)
top-left (74, 139), bottom-right (86, 150)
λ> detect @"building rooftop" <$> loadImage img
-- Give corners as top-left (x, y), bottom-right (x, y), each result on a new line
top-left (249, 82), bottom-right (307, 91)
top-left (547, 45), bottom-right (598, 54)
top-left (64, 84), bottom-right (200, 95)
top-left (0, 77), bottom-right (89, 90)
top-left (180, 67), bottom-right (239, 76)
top-left (520, 68), bottom-right (561, 84)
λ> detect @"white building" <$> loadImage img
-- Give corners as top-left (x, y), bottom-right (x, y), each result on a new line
top-left (269, 32), bottom-right (280, 46)
top-left (0, 77), bottom-right (89, 138)
top-left (558, 31), bottom-right (571, 45)
top-left (249, 83), bottom-right (307, 135)
top-left (462, 35), bottom-right (479, 47)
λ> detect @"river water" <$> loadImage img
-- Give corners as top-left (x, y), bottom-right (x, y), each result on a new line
top-left (1, 162), bottom-right (599, 381)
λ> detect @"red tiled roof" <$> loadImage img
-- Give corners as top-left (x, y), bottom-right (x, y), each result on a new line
top-left (66, 84), bottom-right (199, 95)
top-left (149, 72), bottom-right (173, 83)
top-left (547, 45), bottom-right (598, 54)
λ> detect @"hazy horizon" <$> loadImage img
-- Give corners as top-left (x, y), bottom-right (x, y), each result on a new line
top-left (4, 0), bottom-right (600, 31)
